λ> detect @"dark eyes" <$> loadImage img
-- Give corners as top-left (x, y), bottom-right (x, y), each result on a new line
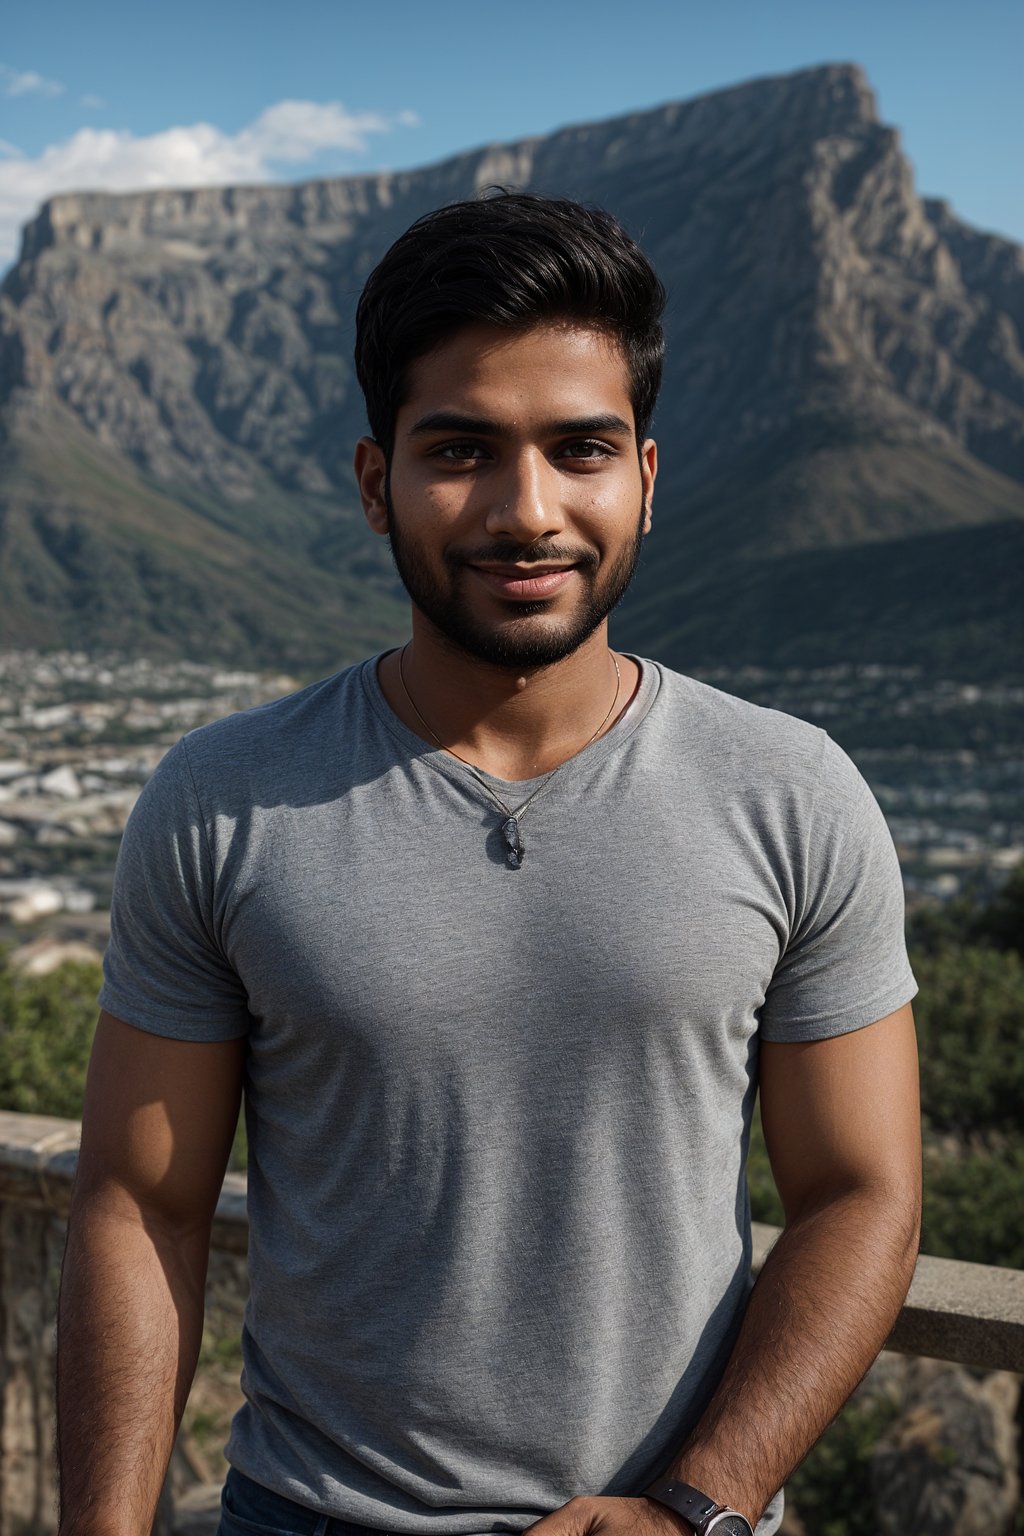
top-left (561, 440), bottom-right (613, 459)
top-left (432, 439), bottom-right (614, 463)
top-left (436, 442), bottom-right (488, 461)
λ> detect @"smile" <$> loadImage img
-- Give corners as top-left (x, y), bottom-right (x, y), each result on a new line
top-left (467, 565), bottom-right (578, 600)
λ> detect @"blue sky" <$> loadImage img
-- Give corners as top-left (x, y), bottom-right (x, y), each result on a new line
top-left (1, 0), bottom-right (1021, 267)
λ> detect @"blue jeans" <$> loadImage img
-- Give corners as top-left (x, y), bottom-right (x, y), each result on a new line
top-left (217, 1468), bottom-right (382, 1536)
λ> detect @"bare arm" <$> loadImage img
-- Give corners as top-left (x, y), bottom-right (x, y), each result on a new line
top-left (529, 1002), bottom-right (921, 1536)
top-left (57, 1011), bottom-right (245, 1536)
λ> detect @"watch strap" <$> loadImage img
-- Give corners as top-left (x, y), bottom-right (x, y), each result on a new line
top-left (644, 1477), bottom-right (753, 1536)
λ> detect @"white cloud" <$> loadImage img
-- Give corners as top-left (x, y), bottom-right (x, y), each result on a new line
top-left (0, 99), bottom-right (418, 267)
top-left (2, 65), bottom-right (65, 98)
top-left (79, 94), bottom-right (106, 110)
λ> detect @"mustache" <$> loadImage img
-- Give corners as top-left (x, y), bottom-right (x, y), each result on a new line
top-left (448, 542), bottom-right (599, 569)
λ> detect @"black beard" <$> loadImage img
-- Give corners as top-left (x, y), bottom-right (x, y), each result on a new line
top-left (383, 487), bottom-right (647, 668)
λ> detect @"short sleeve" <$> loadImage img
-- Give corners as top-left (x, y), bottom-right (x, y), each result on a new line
top-left (99, 738), bottom-right (250, 1041)
top-left (760, 735), bottom-right (917, 1042)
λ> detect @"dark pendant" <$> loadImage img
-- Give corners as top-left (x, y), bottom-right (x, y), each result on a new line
top-left (501, 816), bottom-right (524, 869)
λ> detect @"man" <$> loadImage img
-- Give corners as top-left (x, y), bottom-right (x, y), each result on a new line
top-left (58, 193), bottom-right (921, 1536)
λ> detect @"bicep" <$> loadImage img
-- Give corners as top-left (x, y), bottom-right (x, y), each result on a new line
top-left (759, 1003), bottom-right (921, 1224)
top-left (76, 1010), bottom-right (245, 1234)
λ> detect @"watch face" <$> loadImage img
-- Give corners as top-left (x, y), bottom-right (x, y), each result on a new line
top-left (706, 1516), bottom-right (754, 1536)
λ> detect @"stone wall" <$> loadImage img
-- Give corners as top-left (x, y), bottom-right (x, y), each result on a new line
top-left (1, 1176), bottom-right (66, 1533)
top-left (0, 1112), bottom-right (247, 1536)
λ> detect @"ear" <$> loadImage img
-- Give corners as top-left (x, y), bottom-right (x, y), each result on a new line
top-left (354, 437), bottom-right (389, 535)
top-left (640, 437), bottom-right (657, 534)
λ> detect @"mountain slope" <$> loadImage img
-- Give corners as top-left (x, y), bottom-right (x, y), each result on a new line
top-left (1, 64), bottom-right (1021, 673)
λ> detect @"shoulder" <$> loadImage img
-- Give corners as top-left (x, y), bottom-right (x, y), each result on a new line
top-left (173, 661), bottom-right (376, 797)
top-left (647, 662), bottom-right (828, 776)
top-left (181, 664), bottom-right (352, 759)
top-left (124, 660), bottom-right (383, 832)
top-left (640, 661), bottom-right (882, 832)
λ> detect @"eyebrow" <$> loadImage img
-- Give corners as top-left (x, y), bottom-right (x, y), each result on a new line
top-left (407, 411), bottom-right (635, 439)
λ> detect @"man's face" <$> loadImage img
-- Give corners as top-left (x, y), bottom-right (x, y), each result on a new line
top-left (360, 322), bottom-right (657, 669)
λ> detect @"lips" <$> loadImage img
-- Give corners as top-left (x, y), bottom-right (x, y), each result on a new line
top-left (468, 565), bottom-right (577, 600)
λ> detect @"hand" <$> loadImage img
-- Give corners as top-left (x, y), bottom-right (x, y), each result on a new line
top-left (527, 1496), bottom-right (692, 1536)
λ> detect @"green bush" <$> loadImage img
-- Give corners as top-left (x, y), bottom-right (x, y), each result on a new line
top-left (912, 944), bottom-right (1024, 1138)
top-left (921, 1135), bottom-right (1024, 1270)
top-left (0, 955), bottom-right (101, 1117)
top-left (908, 863), bottom-right (1024, 959)
top-left (971, 862), bottom-right (1024, 954)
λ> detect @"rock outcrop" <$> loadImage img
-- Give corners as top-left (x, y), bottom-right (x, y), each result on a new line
top-left (871, 1357), bottom-right (1020, 1535)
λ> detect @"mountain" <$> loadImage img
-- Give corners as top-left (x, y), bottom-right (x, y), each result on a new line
top-left (1, 64), bottom-right (1022, 675)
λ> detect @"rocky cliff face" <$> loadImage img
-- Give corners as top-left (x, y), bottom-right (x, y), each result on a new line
top-left (1, 64), bottom-right (1021, 671)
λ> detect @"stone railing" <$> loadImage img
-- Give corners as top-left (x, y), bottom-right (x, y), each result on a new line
top-left (0, 1112), bottom-right (247, 1536)
top-left (2, 1112), bottom-right (1022, 1535)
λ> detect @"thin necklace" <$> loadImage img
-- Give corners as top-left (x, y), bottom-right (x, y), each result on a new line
top-left (397, 645), bottom-right (622, 869)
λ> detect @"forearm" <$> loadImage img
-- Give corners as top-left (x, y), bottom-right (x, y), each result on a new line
top-left (658, 1185), bottom-right (920, 1527)
top-left (57, 1188), bottom-right (210, 1536)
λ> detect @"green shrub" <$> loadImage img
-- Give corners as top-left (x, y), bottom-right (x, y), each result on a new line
top-left (912, 944), bottom-right (1024, 1138)
top-left (921, 1135), bottom-right (1024, 1270)
top-left (0, 955), bottom-right (101, 1117)
top-left (971, 862), bottom-right (1024, 955)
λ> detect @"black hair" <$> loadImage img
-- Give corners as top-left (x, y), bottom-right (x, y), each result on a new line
top-left (354, 190), bottom-right (666, 457)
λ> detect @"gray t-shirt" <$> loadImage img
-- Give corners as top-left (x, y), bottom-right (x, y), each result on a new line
top-left (100, 657), bottom-right (916, 1534)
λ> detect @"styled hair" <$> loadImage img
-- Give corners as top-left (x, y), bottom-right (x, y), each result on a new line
top-left (354, 190), bottom-right (666, 456)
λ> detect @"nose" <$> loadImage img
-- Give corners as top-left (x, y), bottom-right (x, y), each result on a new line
top-left (484, 449), bottom-right (566, 545)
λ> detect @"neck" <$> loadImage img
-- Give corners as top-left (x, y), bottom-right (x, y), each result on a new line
top-left (378, 620), bottom-right (638, 781)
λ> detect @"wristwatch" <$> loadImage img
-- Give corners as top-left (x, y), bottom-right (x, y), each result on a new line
top-left (643, 1476), bottom-right (754, 1536)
